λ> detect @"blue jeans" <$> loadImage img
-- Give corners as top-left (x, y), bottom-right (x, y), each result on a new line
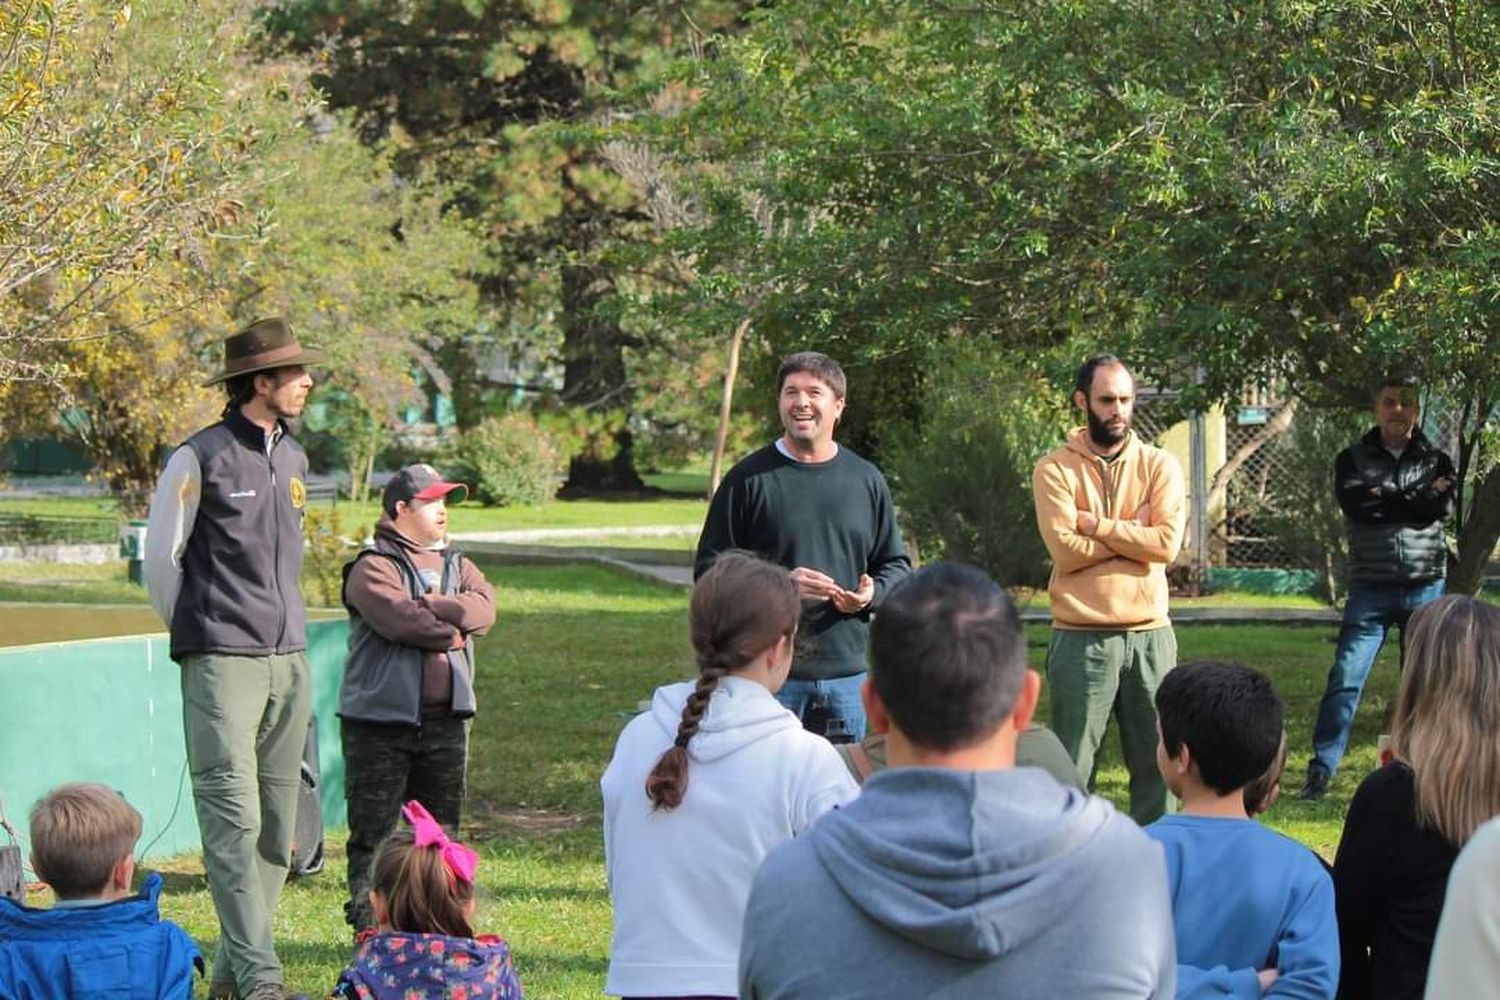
top-left (1310, 579), bottom-right (1445, 776)
top-left (775, 674), bottom-right (867, 742)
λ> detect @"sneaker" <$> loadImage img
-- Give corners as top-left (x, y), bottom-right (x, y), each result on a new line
top-left (243, 987), bottom-right (310, 1000)
top-left (1297, 767), bottom-right (1331, 801)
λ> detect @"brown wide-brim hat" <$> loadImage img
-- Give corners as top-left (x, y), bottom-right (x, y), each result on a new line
top-left (202, 317), bottom-right (328, 386)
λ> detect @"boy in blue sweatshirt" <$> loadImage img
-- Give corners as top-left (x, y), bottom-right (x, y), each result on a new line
top-left (1147, 662), bottom-right (1338, 999)
top-left (0, 783), bottom-right (202, 998)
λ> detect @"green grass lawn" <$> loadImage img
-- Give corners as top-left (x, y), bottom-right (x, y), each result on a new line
top-left (0, 560), bottom-right (148, 605)
top-left (3, 560), bottom-right (1382, 996)
top-left (0, 493), bottom-right (708, 533)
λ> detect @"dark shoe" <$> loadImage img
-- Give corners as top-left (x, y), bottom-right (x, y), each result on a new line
top-left (1297, 768), bottom-right (1330, 801)
top-left (244, 987), bottom-right (310, 1000)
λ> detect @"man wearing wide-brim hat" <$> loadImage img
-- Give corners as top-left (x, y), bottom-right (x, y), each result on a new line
top-left (143, 317), bottom-right (325, 1000)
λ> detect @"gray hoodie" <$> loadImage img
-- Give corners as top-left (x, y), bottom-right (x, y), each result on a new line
top-left (739, 766), bottom-right (1176, 999)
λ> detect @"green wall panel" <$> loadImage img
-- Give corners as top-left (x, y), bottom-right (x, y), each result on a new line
top-left (0, 620), bottom-right (350, 862)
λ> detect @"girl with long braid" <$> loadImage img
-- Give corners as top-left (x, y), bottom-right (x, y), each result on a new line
top-left (602, 551), bottom-right (859, 999)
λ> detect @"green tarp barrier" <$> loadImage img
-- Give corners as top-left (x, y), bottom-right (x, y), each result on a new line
top-left (1207, 567), bottom-right (1320, 596)
top-left (0, 620), bottom-right (350, 862)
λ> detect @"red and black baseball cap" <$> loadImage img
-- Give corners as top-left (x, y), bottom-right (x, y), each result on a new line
top-left (382, 464), bottom-right (470, 515)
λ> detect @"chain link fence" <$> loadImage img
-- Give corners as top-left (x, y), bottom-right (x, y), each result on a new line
top-left (1126, 389), bottom-right (1465, 598)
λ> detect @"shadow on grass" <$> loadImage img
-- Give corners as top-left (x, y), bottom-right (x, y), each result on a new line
top-left (469, 558), bottom-right (686, 603)
top-left (513, 949), bottom-right (610, 977)
top-left (151, 870), bottom-right (208, 895)
top-left (492, 883), bottom-right (609, 904)
top-left (279, 938), bottom-right (363, 968)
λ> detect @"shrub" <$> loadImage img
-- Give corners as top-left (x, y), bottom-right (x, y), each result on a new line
top-left (884, 356), bottom-right (1071, 590)
top-left (453, 412), bottom-right (566, 507)
top-left (301, 506), bottom-right (354, 608)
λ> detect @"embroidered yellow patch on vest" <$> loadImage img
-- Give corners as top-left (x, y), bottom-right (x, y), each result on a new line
top-left (289, 476), bottom-right (306, 509)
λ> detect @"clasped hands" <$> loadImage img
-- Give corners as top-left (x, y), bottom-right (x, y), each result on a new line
top-left (790, 567), bottom-right (874, 614)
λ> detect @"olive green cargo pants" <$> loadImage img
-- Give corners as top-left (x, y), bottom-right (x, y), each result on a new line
top-left (1046, 626), bottom-right (1176, 825)
top-left (180, 651), bottom-right (311, 995)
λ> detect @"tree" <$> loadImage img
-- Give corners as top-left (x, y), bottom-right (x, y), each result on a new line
top-left (0, 0), bottom-right (261, 382)
top-left (628, 0), bottom-right (1500, 588)
top-left (2, 1), bottom-right (484, 511)
top-left (257, 0), bottom-right (756, 490)
top-left (226, 111), bottom-right (484, 502)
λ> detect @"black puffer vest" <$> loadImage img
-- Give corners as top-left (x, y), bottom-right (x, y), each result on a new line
top-left (1344, 428), bottom-right (1451, 585)
top-left (169, 409), bottom-right (308, 661)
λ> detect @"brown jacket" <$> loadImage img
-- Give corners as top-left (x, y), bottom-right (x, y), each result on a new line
top-left (1032, 428), bottom-right (1185, 630)
top-left (343, 516), bottom-right (496, 709)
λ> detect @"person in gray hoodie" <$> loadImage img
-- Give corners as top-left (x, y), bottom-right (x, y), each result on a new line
top-left (739, 561), bottom-right (1177, 1000)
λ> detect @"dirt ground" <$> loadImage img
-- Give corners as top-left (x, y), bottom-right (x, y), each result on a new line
top-left (0, 603), bottom-right (165, 646)
top-left (0, 604), bottom-right (344, 647)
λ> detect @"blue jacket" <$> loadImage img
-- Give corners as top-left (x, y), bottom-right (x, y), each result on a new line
top-left (0, 872), bottom-right (202, 999)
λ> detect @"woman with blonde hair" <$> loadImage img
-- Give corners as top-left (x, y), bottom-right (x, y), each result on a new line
top-left (1333, 594), bottom-right (1500, 999)
top-left (601, 551), bottom-right (858, 999)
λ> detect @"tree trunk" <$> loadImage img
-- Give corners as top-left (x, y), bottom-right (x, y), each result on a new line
top-left (559, 258), bottom-right (644, 493)
top-left (1204, 397), bottom-right (1299, 524)
top-left (1450, 462), bottom-right (1500, 595)
top-left (708, 316), bottom-right (751, 499)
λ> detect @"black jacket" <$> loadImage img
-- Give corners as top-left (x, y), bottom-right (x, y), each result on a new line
top-left (1336, 427), bottom-right (1454, 586)
top-left (170, 409), bottom-right (308, 661)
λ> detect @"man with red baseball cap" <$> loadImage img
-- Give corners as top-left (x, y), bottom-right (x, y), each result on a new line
top-left (337, 463), bottom-right (495, 932)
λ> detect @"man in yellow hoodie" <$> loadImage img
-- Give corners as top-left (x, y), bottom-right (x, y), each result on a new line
top-left (1032, 355), bottom-right (1186, 824)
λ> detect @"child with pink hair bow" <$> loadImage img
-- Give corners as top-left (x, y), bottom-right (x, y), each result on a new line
top-left (330, 801), bottom-right (523, 999)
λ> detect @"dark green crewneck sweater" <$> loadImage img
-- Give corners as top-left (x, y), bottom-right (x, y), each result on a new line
top-left (694, 442), bottom-right (912, 680)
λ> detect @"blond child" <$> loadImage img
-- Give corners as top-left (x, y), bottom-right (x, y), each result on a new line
top-left (0, 782), bottom-right (201, 997)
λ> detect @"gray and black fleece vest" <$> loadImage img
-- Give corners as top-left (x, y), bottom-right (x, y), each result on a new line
top-left (169, 409), bottom-right (309, 662)
top-left (338, 541), bottom-right (478, 726)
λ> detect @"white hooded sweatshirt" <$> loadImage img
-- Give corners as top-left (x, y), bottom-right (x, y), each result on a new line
top-left (602, 675), bottom-right (859, 997)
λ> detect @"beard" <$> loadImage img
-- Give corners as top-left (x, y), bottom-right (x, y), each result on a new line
top-left (1086, 407), bottom-right (1130, 448)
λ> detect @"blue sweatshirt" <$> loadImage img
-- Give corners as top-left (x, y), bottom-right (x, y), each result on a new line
top-left (1146, 815), bottom-right (1338, 999)
top-left (740, 767), bottom-right (1176, 999)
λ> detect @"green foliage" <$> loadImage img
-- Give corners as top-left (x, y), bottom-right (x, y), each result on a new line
top-left (301, 506), bottom-right (354, 608)
top-left (627, 0), bottom-right (1500, 570)
top-left (233, 106), bottom-right (485, 500)
top-left (0, 0), bottom-right (264, 382)
top-left (884, 347), bottom-right (1072, 588)
top-left (454, 412), bottom-right (568, 507)
top-left (257, 0), bottom-right (759, 489)
top-left (1241, 407), bottom-right (1368, 603)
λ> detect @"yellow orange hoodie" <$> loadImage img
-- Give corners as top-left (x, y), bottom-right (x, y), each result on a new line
top-left (1032, 427), bottom-right (1186, 630)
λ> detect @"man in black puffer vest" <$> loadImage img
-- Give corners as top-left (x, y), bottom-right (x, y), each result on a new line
top-left (144, 317), bottom-right (324, 1000)
top-left (1297, 375), bottom-right (1455, 801)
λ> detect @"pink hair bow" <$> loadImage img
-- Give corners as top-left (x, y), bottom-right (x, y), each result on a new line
top-left (402, 800), bottom-right (478, 886)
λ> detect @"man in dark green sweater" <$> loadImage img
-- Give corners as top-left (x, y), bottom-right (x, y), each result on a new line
top-left (694, 352), bottom-right (911, 740)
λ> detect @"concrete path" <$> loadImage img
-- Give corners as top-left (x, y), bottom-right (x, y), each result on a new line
top-left (598, 561), bottom-right (1339, 623)
top-left (457, 534), bottom-right (1342, 624)
top-left (454, 525), bottom-right (697, 544)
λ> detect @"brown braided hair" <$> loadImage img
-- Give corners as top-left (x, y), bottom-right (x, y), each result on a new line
top-left (645, 551), bottom-right (801, 810)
